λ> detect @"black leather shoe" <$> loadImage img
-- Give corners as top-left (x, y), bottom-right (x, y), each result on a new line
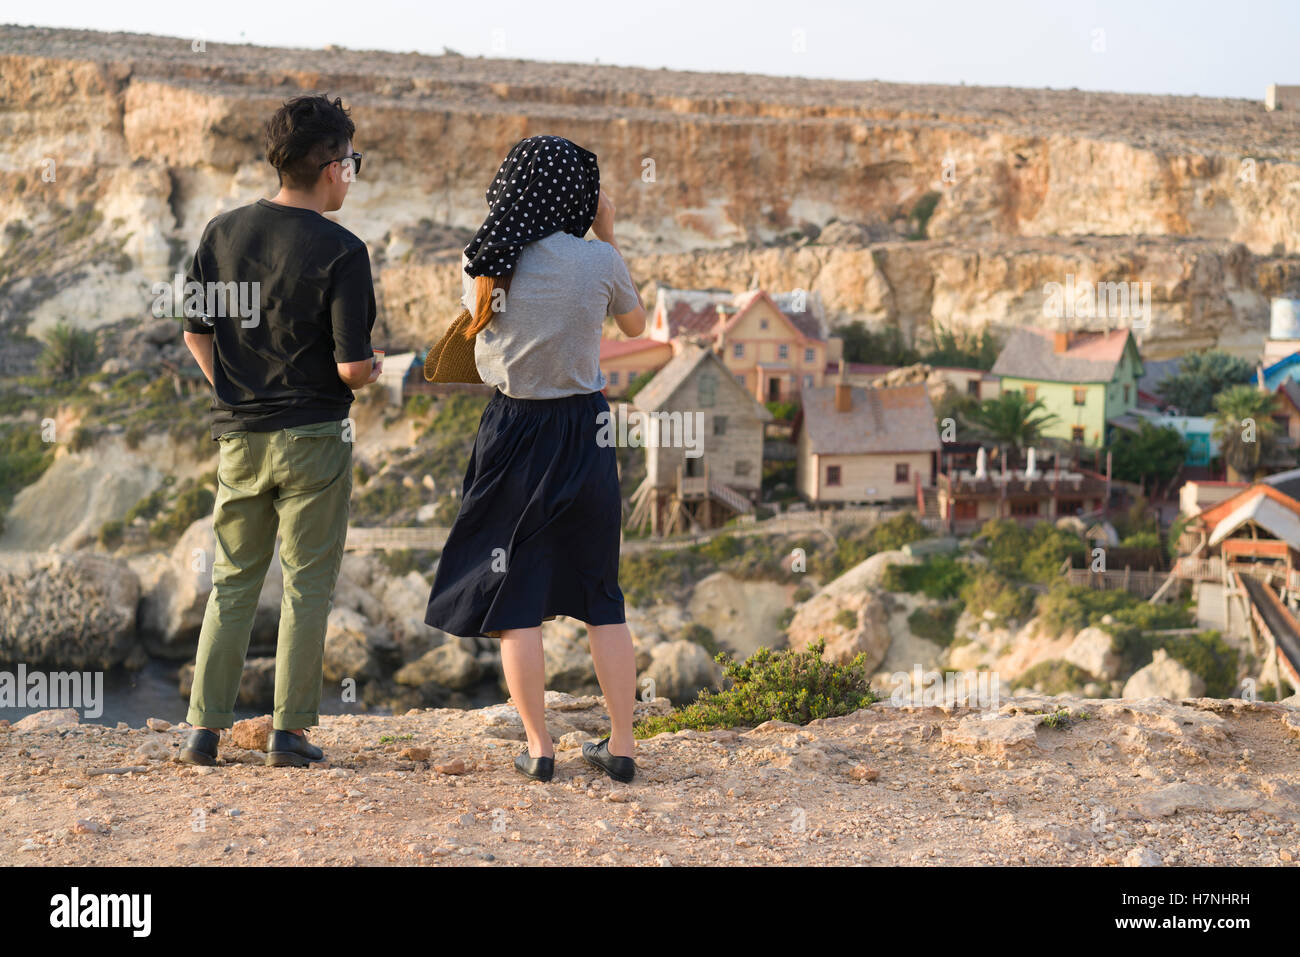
top-left (265, 730), bottom-right (325, 767)
top-left (179, 728), bottom-right (219, 766)
top-left (514, 747), bottom-right (554, 782)
top-left (582, 737), bottom-right (636, 783)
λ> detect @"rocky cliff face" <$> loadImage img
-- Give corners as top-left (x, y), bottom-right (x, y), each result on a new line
top-left (3, 24), bottom-right (1300, 362)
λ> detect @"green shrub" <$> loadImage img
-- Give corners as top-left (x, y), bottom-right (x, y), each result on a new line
top-left (834, 608), bottom-right (858, 629)
top-left (149, 484), bottom-right (215, 544)
top-left (635, 639), bottom-right (878, 736)
top-left (882, 553), bottom-right (970, 599)
top-left (98, 519), bottom-right (124, 550)
top-left (975, 518), bottom-right (1086, 583)
top-left (907, 603), bottom-right (960, 646)
top-left (37, 322), bottom-right (97, 379)
top-left (679, 622), bottom-right (720, 655)
top-left (1014, 659), bottom-right (1093, 695)
top-left (958, 567), bottom-right (1038, 625)
top-left (867, 511), bottom-right (930, 553)
top-left (1115, 628), bottom-right (1237, 698)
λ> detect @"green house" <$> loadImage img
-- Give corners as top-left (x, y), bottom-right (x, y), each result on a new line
top-left (991, 328), bottom-right (1144, 447)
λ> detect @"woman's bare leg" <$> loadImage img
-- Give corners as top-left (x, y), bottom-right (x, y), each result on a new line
top-left (499, 627), bottom-right (553, 759)
top-left (586, 622), bottom-right (637, 758)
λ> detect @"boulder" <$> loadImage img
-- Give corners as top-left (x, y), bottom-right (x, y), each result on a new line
top-left (137, 515), bottom-right (283, 658)
top-left (1063, 626), bottom-right (1123, 681)
top-left (541, 619), bottom-right (599, 695)
top-left (394, 642), bottom-right (482, 691)
top-left (12, 708), bottom-right (80, 732)
top-left (786, 554), bottom-right (895, 668)
top-left (642, 639), bottom-right (722, 704)
top-left (1122, 649), bottom-right (1206, 701)
top-left (687, 571), bottom-right (791, 657)
top-left (323, 606), bottom-right (385, 683)
top-left (0, 552), bottom-right (141, 669)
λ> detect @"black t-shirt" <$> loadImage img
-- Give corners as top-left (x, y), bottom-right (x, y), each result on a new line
top-left (183, 199), bottom-right (376, 439)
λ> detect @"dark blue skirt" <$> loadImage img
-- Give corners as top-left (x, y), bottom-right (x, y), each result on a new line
top-left (423, 388), bottom-right (626, 639)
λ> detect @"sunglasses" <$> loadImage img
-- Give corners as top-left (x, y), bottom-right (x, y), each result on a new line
top-left (319, 151), bottom-right (363, 177)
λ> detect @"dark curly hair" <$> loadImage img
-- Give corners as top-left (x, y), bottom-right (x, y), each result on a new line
top-left (264, 94), bottom-right (355, 189)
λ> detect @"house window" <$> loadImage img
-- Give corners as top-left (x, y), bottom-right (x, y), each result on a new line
top-left (1057, 498), bottom-right (1083, 515)
top-left (733, 343), bottom-right (745, 359)
top-left (803, 374), bottom-right (813, 388)
top-left (1073, 387), bottom-right (1087, 406)
top-left (1071, 426), bottom-right (1085, 443)
top-left (713, 415), bottom-right (727, 436)
top-left (1010, 499), bottom-right (1039, 517)
top-left (778, 344), bottom-right (789, 360)
top-left (628, 371), bottom-right (638, 384)
top-left (953, 500), bottom-right (978, 520)
top-left (735, 373), bottom-right (746, 384)
top-left (826, 465), bottom-right (842, 487)
top-left (804, 348), bottom-right (815, 364)
top-left (1123, 384), bottom-right (1131, 403)
top-left (698, 372), bottom-right (717, 407)
top-left (895, 462), bottom-right (910, 483)
top-left (760, 318), bottom-right (769, 330)
top-left (735, 460), bottom-right (751, 476)
top-left (609, 371), bottom-right (620, 385)
top-left (966, 379), bottom-right (980, 397)
top-left (1023, 385), bottom-right (1037, 401)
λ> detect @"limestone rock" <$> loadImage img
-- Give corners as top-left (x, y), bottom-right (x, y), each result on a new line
top-left (1063, 626), bottom-right (1122, 681)
top-left (687, 571), bottom-right (791, 657)
top-left (229, 715), bottom-right (272, 751)
top-left (642, 639), bottom-right (722, 704)
top-left (0, 552), bottom-right (140, 669)
top-left (12, 708), bottom-right (80, 731)
top-left (394, 642), bottom-right (482, 691)
top-left (1122, 649), bottom-right (1206, 701)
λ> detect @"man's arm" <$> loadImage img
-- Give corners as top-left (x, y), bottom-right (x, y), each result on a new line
top-left (184, 330), bottom-right (216, 387)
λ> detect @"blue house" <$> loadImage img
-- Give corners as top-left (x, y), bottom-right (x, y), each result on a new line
top-left (1261, 351), bottom-right (1300, 392)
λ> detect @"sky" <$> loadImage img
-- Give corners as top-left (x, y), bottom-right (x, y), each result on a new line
top-left (4, 0), bottom-right (1295, 100)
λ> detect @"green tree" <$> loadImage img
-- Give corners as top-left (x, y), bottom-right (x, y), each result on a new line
top-left (1155, 350), bottom-right (1255, 416)
top-left (960, 391), bottom-right (1060, 461)
top-left (1210, 385), bottom-right (1280, 482)
top-left (1107, 420), bottom-right (1188, 495)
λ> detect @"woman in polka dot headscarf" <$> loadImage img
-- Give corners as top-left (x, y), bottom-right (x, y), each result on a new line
top-left (426, 134), bottom-right (648, 786)
top-left (463, 134), bottom-right (602, 335)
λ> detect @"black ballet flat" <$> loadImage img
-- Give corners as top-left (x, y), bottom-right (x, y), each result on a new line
top-left (582, 737), bottom-right (636, 783)
top-left (514, 748), bottom-right (554, 782)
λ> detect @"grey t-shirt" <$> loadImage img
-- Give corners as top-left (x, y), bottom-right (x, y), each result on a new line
top-left (461, 231), bottom-right (640, 399)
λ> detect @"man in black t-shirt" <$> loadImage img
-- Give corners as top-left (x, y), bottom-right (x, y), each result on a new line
top-left (178, 94), bottom-right (381, 769)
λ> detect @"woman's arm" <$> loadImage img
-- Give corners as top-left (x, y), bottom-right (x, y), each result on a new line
top-left (592, 190), bottom-right (646, 337)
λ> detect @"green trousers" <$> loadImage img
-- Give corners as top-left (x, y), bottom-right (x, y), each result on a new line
top-left (186, 419), bottom-right (352, 731)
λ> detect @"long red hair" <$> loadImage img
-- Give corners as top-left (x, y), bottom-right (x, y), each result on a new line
top-left (465, 274), bottom-right (511, 337)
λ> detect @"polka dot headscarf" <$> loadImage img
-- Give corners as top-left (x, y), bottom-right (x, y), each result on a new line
top-left (462, 134), bottom-right (601, 279)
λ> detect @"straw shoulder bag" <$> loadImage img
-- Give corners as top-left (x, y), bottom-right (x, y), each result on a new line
top-left (423, 307), bottom-right (483, 384)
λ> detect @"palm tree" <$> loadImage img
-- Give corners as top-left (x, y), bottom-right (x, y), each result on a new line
top-left (959, 390), bottom-right (1059, 465)
top-left (1210, 384), bottom-right (1280, 481)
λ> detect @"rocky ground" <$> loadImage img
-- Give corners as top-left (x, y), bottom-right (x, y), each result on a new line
top-left (2, 693), bottom-right (1298, 866)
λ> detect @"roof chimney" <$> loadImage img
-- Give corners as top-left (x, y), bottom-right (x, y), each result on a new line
top-left (834, 364), bottom-right (852, 412)
top-left (1053, 331), bottom-right (1070, 353)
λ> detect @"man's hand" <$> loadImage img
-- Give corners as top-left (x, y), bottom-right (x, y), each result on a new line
top-left (592, 189), bottom-right (615, 243)
top-left (366, 355), bottom-right (383, 384)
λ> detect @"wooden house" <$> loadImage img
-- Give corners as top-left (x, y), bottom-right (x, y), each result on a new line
top-left (625, 344), bottom-right (773, 536)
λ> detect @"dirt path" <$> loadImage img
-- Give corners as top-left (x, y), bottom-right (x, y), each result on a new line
top-left (2, 694), bottom-right (1298, 866)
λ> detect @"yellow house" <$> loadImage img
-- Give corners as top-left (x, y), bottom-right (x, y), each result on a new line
top-left (648, 286), bottom-right (841, 403)
top-left (794, 380), bottom-right (941, 504)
